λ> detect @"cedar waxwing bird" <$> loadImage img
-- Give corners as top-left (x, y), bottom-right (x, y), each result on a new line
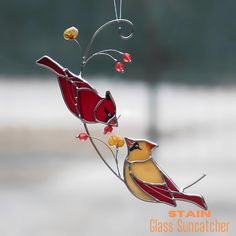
top-left (123, 137), bottom-right (208, 210)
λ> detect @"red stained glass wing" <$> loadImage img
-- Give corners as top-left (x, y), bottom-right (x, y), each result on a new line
top-left (37, 55), bottom-right (101, 122)
top-left (132, 175), bottom-right (176, 206)
top-left (36, 55), bottom-right (118, 125)
top-left (161, 172), bottom-right (179, 192)
top-left (77, 89), bottom-right (101, 122)
top-left (58, 77), bottom-right (77, 115)
top-left (58, 76), bottom-right (97, 119)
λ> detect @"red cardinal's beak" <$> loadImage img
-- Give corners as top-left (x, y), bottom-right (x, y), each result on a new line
top-left (108, 117), bottom-right (118, 127)
top-left (124, 137), bottom-right (135, 148)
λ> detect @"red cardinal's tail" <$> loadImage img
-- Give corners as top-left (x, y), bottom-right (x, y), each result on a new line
top-left (172, 191), bottom-right (207, 210)
top-left (36, 55), bottom-right (74, 77)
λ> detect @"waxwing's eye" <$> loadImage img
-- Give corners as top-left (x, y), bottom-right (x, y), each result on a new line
top-left (129, 142), bottom-right (142, 152)
top-left (107, 113), bottom-right (112, 117)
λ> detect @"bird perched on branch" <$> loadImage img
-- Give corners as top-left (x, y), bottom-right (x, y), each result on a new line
top-left (123, 138), bottom-right (208, 210)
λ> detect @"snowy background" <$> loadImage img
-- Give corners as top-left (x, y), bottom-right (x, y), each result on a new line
top-left (0, 78), bottom-right (235, 235)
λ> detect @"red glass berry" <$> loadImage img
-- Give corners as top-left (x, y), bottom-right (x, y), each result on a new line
top-left (76, 132), bottom-right (89, 141)
top-left (122, 53), bottom-right (132, 63)
top-left (104, 125), bottom-right (113, 134)
top-left (115, 62), bottom-right (124, 73)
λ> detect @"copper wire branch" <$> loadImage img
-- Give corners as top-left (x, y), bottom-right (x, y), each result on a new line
top-left (79, 1), bottom-right (132, 182)
top-left (183, 174), bottom-right (206, 191)
top-left (80, 19), bottom-right (133, 75)
top-left (84, 49), bottom-right (124, 66)
top-left (83, 123), bottom-right (124, 183)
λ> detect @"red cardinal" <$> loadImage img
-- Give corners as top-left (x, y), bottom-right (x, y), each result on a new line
top-left (124, 138), bottom-right (208, 210)
top-left (36, 56), bottom-right (118, 127)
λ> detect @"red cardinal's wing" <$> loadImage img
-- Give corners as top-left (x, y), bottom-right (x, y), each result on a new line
top-left (57, 76), bottom-right (98, 120)
top-left (36, 56), bottom-right (100, 121)
top-left (131, 174), bottom-right (176, 207)
top-left (76, 88), bottom-right (101, 122)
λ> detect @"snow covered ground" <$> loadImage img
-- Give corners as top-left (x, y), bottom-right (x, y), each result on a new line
top-left (0, 78), bottom-right (235, 235)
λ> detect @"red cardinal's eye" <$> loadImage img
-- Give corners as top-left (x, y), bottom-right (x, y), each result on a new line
top-left (104, 108), bottom-right (113, 121)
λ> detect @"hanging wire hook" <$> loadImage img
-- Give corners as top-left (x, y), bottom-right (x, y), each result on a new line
top-left (113, 0), bottom-right (118, 20)
top-left (119, 0), bottom-right (123, 19)
top-left (113, 0), bottom-right (122, 20)
top-left (118, 21), bottom-right (133, 40)
top-left (80, 0), bottom-right (133, 75)
top-left (114, 0), bottom-right (133, 40)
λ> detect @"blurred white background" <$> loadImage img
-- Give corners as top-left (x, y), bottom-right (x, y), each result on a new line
top-left (0, 78), bottom-right (235, 235)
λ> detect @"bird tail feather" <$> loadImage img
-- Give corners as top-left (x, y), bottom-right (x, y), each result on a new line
top-left (172, 191), bottom-right (208, 210)
top-left (36, 55), bottom-right (75, 78)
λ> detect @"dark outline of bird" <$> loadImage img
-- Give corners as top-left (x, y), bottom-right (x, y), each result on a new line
top-left (123, 137), bottom-right (208, 210)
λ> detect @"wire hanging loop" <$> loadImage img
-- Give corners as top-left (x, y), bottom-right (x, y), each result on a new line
top-left (81, 19), bottom-right (134, 74)
top-left (113, 0), bottom-right (123, 20)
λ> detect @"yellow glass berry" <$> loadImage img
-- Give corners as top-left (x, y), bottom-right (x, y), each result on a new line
top-left (108, 137), bottom-right (116, 146)
top-left (108, 135), bottom-right (125, 148)
top-left (117, 138), bottom-right (125, 148)
top-left (63, 26), bottom-right (79, 40)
